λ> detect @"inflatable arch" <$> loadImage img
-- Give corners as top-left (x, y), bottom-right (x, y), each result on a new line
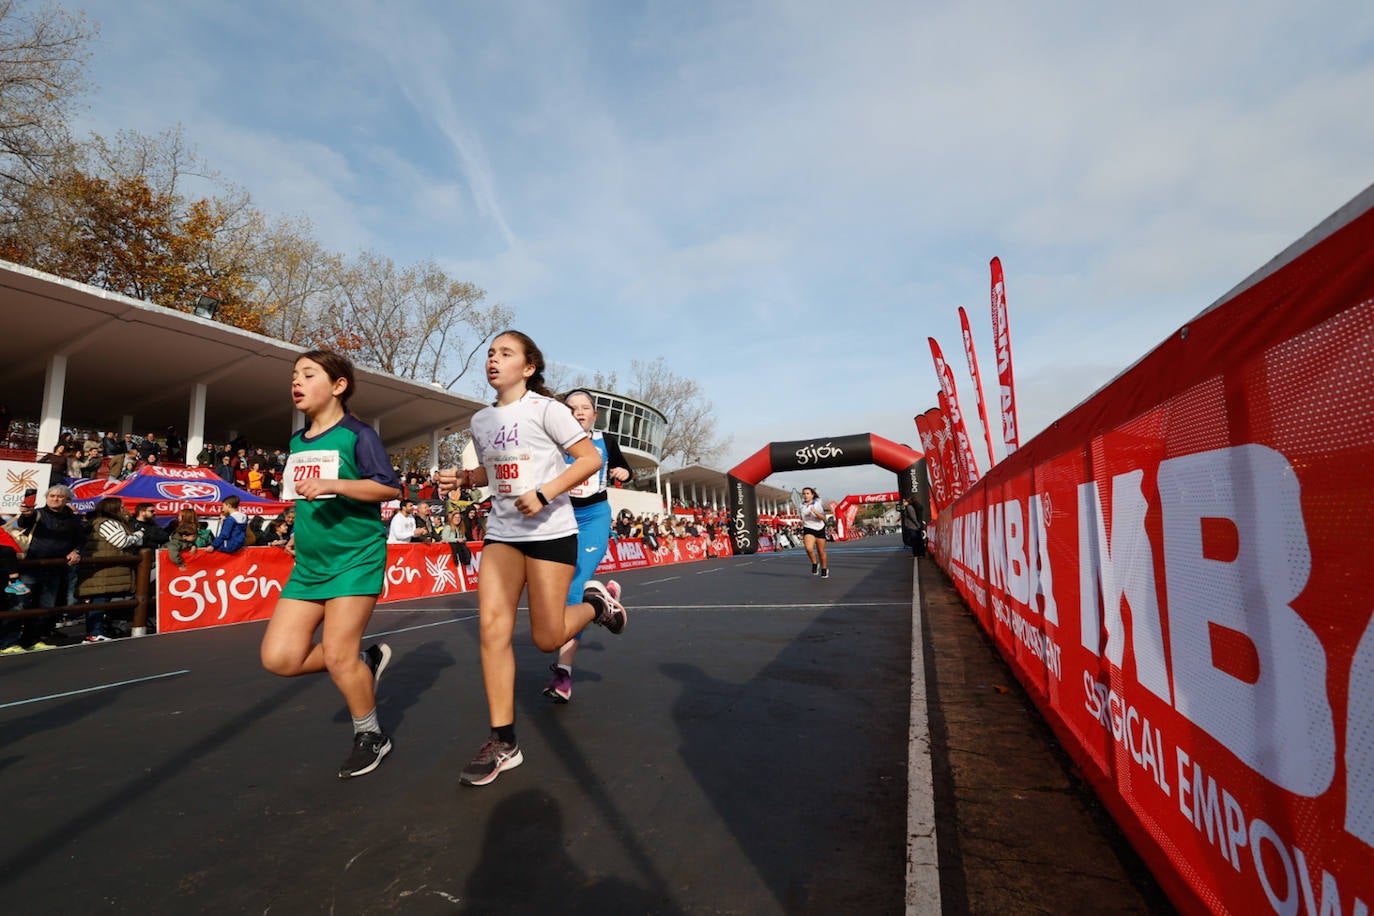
top-left (726, 433), bottom-right (927, 555)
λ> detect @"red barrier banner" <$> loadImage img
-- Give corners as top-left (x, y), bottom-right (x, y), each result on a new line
top-left (596, 537), bottom-right (653, 573)
top-left (157, 548), bottom-right (292, 632)
top-left (933, 190), bottom-right (1374, 913)
top-left (379, 543), bottom-right (471, 602)
top-left (157, 536), bottom-right (727, 633)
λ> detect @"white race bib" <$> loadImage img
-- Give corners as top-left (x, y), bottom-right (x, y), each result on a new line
top-left (282, 449), bottom-right (340, 500)
top-left (568, 473), bottom-right (598, 499)
top-left (485, 449), bottom-right (535, 497)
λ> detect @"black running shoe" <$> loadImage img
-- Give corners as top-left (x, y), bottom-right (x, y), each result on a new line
top-left (339, 730), bottom-right (391, 779)
top-left (821, 568), bottom-right (829, 579)
top-left (364, 643), bottom-right (392, 690)
top-left (811, 562), bottom-right (818, 575)
top-left (460, 734), bottom-right (524, 786)
top-left (584, 580), bottom-right (626, 634)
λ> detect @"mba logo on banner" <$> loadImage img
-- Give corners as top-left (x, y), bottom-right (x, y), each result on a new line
top-left (934, 191), bottom-right (1374, 914)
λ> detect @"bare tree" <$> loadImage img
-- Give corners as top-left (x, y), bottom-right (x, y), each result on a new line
top-left (247, 214), bottom-right (343, 342)
top-left (547, 364), bottom-right (618, 396)
top-left (323, 251), bottom-right (511, 388)
top-left (627, 357), bottom-right (730, 468)
top-left (0, 0), bottom-right (95, 203)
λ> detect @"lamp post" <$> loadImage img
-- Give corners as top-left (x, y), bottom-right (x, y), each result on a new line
top-left (191, 292), bottom-right (221, 320)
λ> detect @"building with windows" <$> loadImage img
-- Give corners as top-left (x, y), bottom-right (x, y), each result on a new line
top-left (582, 389), bottom-right (793, 519)
top-left (583, 389), bottom-right (667, 476)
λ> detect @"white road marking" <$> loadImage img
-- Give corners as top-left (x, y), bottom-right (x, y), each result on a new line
top-left (0, 669), bottom-right (191, 710)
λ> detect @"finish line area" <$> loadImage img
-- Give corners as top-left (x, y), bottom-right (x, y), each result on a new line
top-left (0, 536), bottom-right (1168, 914)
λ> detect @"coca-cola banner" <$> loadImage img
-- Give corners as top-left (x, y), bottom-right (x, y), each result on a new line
top-left (930, 186), bottom-right (1374, 913)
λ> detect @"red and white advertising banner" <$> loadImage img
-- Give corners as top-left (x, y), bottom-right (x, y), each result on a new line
top-left (157, 543), bottom-right (479, 632)
top-left (0, 460), bottom-right (47, 512)
top-left (915, 410), bottom-right (954, 510)
top-left (936, 390), bottom-right (969, 497)
top-left (990, 256), bottom-right (1021, 456)
top-left (933, 190), bottom-right (1374, 913)
top-left (959, 305), bottom-right (998, 469)
top-left (157, 535), bottom-right (735, 633)
top-left (929, 336), bottom-right (983, 486)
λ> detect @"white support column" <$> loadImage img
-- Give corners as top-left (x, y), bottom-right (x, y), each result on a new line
top-left (665, 479), bottom-right (672, 516)
top-left (186, 383), bottom-right (208, 465)
top-left (119, 415), bottom-right (133, 435)
top-left (430, 429), bottom-right (442, 471)
top-left (37, 353), bottom-right (69, 452)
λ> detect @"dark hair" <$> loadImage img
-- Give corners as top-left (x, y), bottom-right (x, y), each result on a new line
top-left (297, 349), bottom-right (358, 408)
top-left (134, 502), bottom-right (155, 514)
top-left (223, 495), bottom-right (241, 509)
top-left (494, 330), bottom-right (554, 398)
top-left (562, 387), bottom-right (595, 404)
top-left (91, 497), bottom-right (128, 523)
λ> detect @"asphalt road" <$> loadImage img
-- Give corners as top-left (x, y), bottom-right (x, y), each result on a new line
top-left (0, 537), bottom-right (1171, 914)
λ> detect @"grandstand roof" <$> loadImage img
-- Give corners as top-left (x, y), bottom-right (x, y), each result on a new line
top-left (0, 260), bottom-right (486, 452)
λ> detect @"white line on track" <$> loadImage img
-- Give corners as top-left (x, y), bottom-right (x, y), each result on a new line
top-left (643, 576), bottom-right (680, 584)
top-left (906, 558), bottom-right (941, 915)
top-left (622, 602), bottom-right (908, 610)
top-left (368, 614), bottom-right (478, 638)
top-left (0, 669), bottom-right (191, 711)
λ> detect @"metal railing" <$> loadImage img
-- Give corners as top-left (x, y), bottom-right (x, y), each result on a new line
top-left (1, 549), bottom-right (155, 632)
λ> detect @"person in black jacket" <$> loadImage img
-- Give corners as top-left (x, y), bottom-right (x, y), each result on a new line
top-left (901, 494), bottom-right (927, 558)
top-left (9, 485), bottom-right (86, 649)
top-left (100, 431), bottom-right (128, 479)
top-left (131, 503), bottom-right (171, 549)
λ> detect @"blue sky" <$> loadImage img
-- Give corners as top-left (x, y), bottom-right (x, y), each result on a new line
top-left (69, 0), bottom-right (1374, 502)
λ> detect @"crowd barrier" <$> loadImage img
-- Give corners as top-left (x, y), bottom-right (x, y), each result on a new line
top-left (928, 185), bottom-right (1374, 913)
top-left (1, 550), bottom-right (154, 633)
top-left (154, 533), bottom-right (737, 633)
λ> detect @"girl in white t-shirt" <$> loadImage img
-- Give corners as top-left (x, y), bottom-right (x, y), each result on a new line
top-left (800, 486), bottom-right (829, 578)
top-left (438, 330), bottom-right (627, 786)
